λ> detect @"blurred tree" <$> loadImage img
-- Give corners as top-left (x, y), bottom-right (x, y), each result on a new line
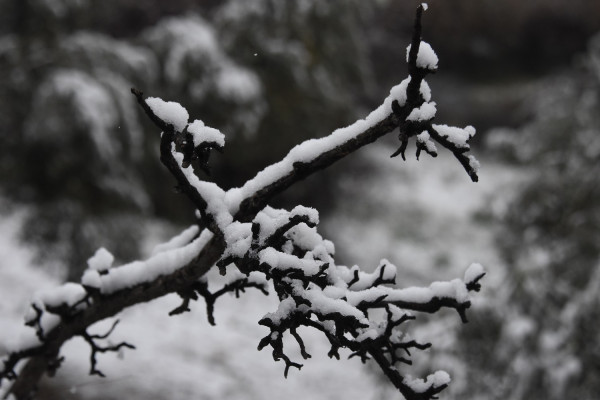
top-left (211, 0), bottom-right (375, 204)
top-left (0, 0), bottom-right (375, 280)
top-left (450, 33), bottom-right (600, 400)
top-left (371, 0), bottom-right (600, 80)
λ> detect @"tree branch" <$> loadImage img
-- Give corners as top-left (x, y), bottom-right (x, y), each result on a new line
top-left (130, 88), bottom-right (227, 239)
top-left (1, 5), bottom-right (482, 400)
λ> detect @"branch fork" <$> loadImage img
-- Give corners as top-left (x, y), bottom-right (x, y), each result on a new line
top-left (1, 5), bottom-right (484, 400)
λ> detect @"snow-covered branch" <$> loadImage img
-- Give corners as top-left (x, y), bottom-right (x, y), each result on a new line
top-left (1, 5), bottom-right (483, 400)
top-left (389, 5), bottom-right (479, 182)
top-left (131, 88), bottom-right (230, 238)
top-left (219, 204), bottom-right (484, 400)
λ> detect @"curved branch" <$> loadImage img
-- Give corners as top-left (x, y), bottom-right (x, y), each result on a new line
top-left (2, 81), bottom-right (405, 400)
top-left (131, 88), bottom-right (227, 238)
top-left (2, 6), bottom-right (481, 400)
top-left (3, 236), bottom-right (224, 399)
top-left (234, 114), bottom-right (399, 221)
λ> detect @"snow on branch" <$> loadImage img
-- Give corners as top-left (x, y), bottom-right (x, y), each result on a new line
top-left (1, 5), bottom-right (483, 400)
top-left (213, 204), bottom-right (484, 400)
top-left (131, 89), bottom-right (232, 237)
top-left (388, 5), bottom-right (480, 182)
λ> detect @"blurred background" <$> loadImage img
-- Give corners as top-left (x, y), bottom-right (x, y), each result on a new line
top-left (1, 0), bottom-right (600, 399)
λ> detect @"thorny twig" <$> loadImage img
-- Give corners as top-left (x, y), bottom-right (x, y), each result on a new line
top-left (80, 320), bottom-right (135, 378)
top-left (169, 278), bottom-right (269, 325)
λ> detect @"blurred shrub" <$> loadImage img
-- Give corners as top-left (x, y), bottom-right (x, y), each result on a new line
top-left (0, 0), bottom-right (373, 279)
top-left (453, 32), bottom-right (600, 400)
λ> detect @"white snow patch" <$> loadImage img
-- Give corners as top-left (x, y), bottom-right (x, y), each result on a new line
top-left (172, 150), bottom-right (233, 230)
top-left (404, 370), bottom-right (450, 392)
top-left (187, 120), bottom-right (225, 147)
top-left (81, 269), bottom-right (101, 288)
top-left (356, 327), bottom-right (380, 342)
top-left (99, 230), bottom-right (213, 293)
top-left (416, 131), bottom-right (438, 153)
top-left (146, 97), bottom-right (189, 132)
top-left (301, 286), bottom-right (368, 325)
top-left (86, 247), bottom-right (114, 272)
top-left (263, 297), bottom-right (300, 325)
top-left (33, 283), bottom-right (87, 309)
top-left (407, 102), bottom-right (437, 122)
top-left (258, 248), bottom-right (323, 276)
top-left (433, 124), bottom-right (475, 149)
top-left (464, 263), bottom-right (484, 284)
top-left (223, 221), bottom-right (252, 258)
top-left (290, 205), bottom-right (319, 225)
top-left (346, 278), bottom-right (469, 307)
top-left (407, 41), bottom-right (438, 70)
top-left (468, 155), bottom-right (481, 174)
top-left (420, 80), bottom-right (432, 102)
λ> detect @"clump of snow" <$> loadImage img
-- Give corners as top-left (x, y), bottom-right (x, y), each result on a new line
top-left (285, 225), bottom-right (333, 262)
top-left (468, 155), bottom-right (481, 174)
top-left (406, 41), bottom-right (438, 71)
top-left (346, 278), bottom-right (469, 307)
top-left (33, 283), bottom-right (87, 309)
top-left (87, 247), bottom-right (114, 272)
top-left (258, 248), bottom-right (323, 276)
top-left (416, 131), bottom-right (438, 153)
top-left (420, 80), bottom-right (432, 102)
top-left (263, 297), bottom-right (301, 325)
top-left (171, 150), bottom-right (234, 230)
top-left (290, 205), bottom-right (319, 225)
top-left (407, 102), bottom-right (437, 122)
top-left (356, 327), bottom-right (380, 342)
top-left (146, 97), bottom-right (189, 132)
top-left (81, 269), bottom-right (101, 288)
top-left (252, 207), bottom-right (291, 243)
top-left (187, 120), bottom-right (225, 147)
top-left (433, 124), bottom-right (475, 149)
top-left (377, 260), bottom-right (397, 282)
top-left (404, 370), bottom-right (450, 393)
top-left (388, 77), bottom-right (411, 108)
top-left (389, 304), bottom-right (411, 321)
top-left (223, 221), bottom-right (252, 258)
top-left (322, 285), bottom-right (346, 300)
top-left (301, 286), bottom-right (368, 326)
top-left (463, 263), bottom-right (484, 284)
top-left (321, 319), bottom-right (337, 335)
top-left (98, 230), bottom-right (213, 294)
top-left (429, 279), bottom-right (469, 302)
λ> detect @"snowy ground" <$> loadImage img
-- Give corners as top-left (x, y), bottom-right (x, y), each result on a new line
top-left (0, 143), bottom-right (518, 400)
top-left (326, 142), bottom-right (518, 287)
